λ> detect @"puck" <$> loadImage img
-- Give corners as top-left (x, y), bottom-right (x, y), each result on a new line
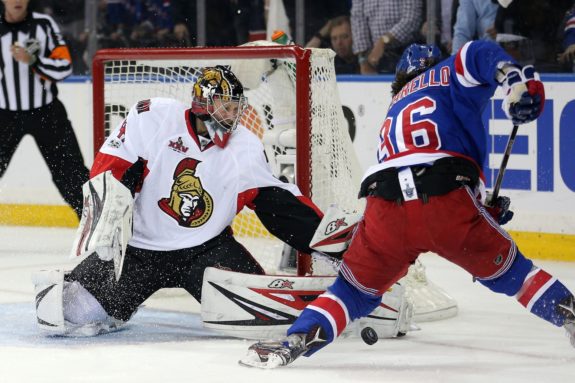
top-left (360, 327), bottom-right (378, 345)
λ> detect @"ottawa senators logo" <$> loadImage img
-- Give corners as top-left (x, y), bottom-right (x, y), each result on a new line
top-left (158, 158), bottom-right (213, 227)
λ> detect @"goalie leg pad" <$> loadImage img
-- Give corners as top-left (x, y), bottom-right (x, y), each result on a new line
top-left (62, 280), bottom-right (126, 337)
top-left (33, 270), bottom-right (66, 333)
top-left (358, 282), bottom-right (413, 338)
top-left (63, 281), bottom-right (109, 325)
top-left (287, 276), bottom-right (381, 356)
top-left (33, 270), bottom-right (125, 337)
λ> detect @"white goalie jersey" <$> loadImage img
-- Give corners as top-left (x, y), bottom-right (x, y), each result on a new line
top-left (92, 97), bottom-right (318, 251)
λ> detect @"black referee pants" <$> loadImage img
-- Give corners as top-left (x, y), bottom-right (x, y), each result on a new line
top-left (0, 99), bottom-right (89, 218)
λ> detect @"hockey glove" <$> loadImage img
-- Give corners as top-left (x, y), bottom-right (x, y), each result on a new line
top-left (485, 195), bottom-right (514, 225)
top-left (501, 65), bottom-right (545, 125)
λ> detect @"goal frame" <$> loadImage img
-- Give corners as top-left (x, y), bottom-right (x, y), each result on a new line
top-left (92, 46), bottom-right (314, 275)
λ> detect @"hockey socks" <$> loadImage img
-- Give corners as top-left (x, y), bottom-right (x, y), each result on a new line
top-left (516, 268), bottom-right (574, 326)
top-left (287, 274), bottom-right (381, 356)
top-left (479, 251), bottom-right (574, 327)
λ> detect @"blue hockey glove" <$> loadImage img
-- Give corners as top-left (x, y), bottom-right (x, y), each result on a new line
top-left (501, 65), bottom-right (545, 125)
top-left (486, 195), bottom-right (514, 225)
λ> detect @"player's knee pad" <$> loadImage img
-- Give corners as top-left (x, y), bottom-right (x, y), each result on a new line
top-left (288, 275), bottom-right (381, 356)
top-left (477, 251), bottom-right (533, 296)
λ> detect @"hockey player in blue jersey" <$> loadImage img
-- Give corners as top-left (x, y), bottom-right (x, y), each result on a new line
top-left (240, 40), bottom-right (575, 368)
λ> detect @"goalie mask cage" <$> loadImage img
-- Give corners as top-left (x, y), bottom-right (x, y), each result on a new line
top-left (92, 45), bottom-right (364, 276)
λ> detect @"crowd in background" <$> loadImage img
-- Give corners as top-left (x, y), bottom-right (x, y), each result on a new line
top-left (33, 0), bottom-right (575, 75)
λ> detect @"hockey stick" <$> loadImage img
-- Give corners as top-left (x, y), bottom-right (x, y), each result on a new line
top-left (490, 124), bottom-right (519, 204)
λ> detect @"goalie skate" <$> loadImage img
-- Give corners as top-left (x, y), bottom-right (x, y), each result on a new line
top-left (239, 326), bottom-right (326, 369)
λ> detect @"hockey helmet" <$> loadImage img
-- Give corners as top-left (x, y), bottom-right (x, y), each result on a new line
top-left (395, 44), bottom-right (442, 77)
top-left (191, 65), bottom-right (248, 147)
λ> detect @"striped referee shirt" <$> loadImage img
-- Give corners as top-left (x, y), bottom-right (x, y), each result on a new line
top-left (0, 11), bottom-right (72, 111)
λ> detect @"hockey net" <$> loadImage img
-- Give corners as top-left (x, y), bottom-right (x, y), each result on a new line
top-left (92, 44), bottom-right (456, 321)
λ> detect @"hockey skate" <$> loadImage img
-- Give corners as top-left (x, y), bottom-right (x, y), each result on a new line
top-left (558, 295), bottom-right (575, 348)
top-left (239, 326), bottom-right (326, 369)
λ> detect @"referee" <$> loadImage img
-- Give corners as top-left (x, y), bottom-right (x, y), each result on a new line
top-left (0, 0), bottom-right (88, 218)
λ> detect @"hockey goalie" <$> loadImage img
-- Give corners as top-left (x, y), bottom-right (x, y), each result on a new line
top-left (31, 64), bottom-right (412, 340)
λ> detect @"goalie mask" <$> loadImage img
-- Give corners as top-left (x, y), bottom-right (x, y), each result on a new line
top-left (395, 44), bottom-right (442, 78)
top-left (191, 65), bottom-right (248, 148)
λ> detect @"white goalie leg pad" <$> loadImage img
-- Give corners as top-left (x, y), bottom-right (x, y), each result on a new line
top-left (201, 267), bottom-right (412, 340)
top-left (354, 282), bottom-right (413, 339)
top-left (309, 204), bottom-right (362, 254)
top-left (71, 171), bottom-right (133, 281)
top-left (33, 270), bottom-right (66, 334)
top-left (62, 281), bottom-right (125, 337)
top-left (33, 270), bottom-right (125, 337)
top-left (400, 259), bottom-right (458, 322)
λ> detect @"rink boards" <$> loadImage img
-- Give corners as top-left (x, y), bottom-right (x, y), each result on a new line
top-left (0, 74), bottom-right (573, 261)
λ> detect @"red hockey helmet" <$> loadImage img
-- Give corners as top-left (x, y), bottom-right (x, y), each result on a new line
top-left (191, 66), bottom-right (248, 147)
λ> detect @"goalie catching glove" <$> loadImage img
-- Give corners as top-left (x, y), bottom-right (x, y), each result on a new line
top-left (499, 64), bottom-right (545, 125)
top-left (70, 171), bottom-right (134, 281)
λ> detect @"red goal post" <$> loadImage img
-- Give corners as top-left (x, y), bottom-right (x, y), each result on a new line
top-left (91, 45), bottom-right (363, 276)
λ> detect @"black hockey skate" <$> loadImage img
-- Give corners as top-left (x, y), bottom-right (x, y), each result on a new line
top-left (558, 295), bottom-right (575, 348)
top-left (239, 326), bottom-right (327, 369)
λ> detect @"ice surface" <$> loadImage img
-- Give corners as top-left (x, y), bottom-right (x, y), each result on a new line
top-left (1, 226), bottom-right (573, 383)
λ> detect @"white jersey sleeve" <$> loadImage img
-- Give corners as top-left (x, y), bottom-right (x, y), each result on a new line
top-left (235, 127), bottom-right (302, 196)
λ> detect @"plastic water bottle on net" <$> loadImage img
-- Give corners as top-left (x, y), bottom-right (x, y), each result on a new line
top-left (271, 30), bottom-right (293, 45)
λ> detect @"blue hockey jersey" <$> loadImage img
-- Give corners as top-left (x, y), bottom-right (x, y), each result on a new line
top-left (364, 40), bottom-right (516, 182)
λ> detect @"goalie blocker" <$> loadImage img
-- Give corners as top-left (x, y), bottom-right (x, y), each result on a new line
top-left (201, 267), bottom-right (412, 341)
top-left (71, 171), bottom-right (134, 281)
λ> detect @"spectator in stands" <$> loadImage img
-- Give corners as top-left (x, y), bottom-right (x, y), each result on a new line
top-left (419, 0), bottom-right (455, 56)
top-left (127, 0), bottom-right (174, 48)
top-left (97, 0), bottom-right (130, 49)
top-left (351, 0), bottom-right (424, 75)
top-left (282, 0), bottom-right (350, 48)
top-left (451, 0), bottom-right (498, 54)
top-left (42, 0), bottom-right (88, 74)
top-left (493, 0), bottom-right (573, 72)
top-left (558, 5), bottom-right (575, 72)
top-left (171, 0), bottom-right (265, 47)
top-left (329, 16), bottom-right (359, 74)
top-left (171, 0), bottom-right (195, 44)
